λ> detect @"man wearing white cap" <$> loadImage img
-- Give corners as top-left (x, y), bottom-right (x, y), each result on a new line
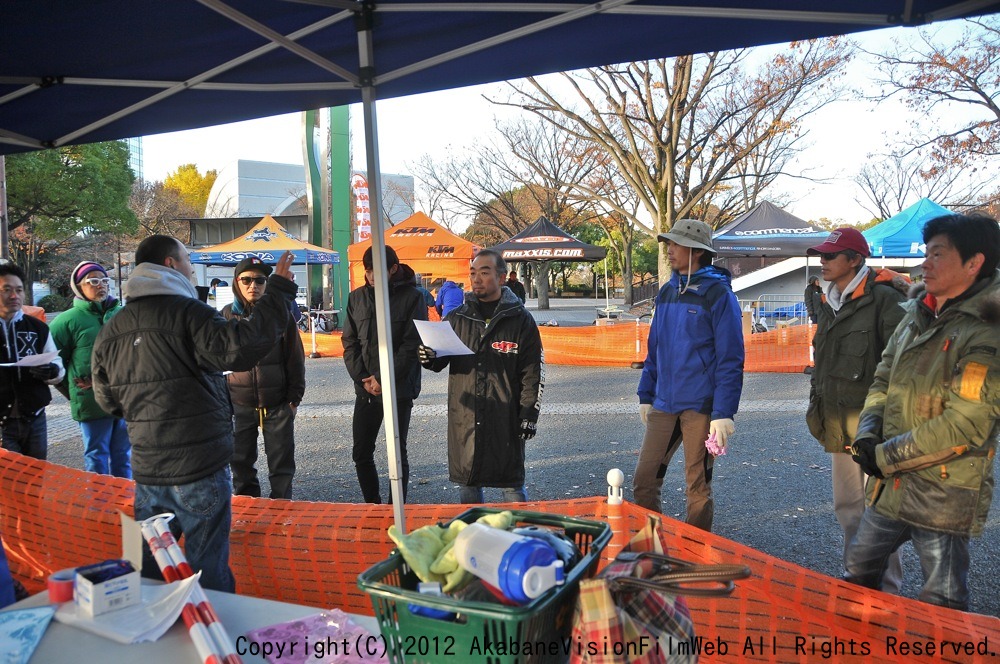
top-left (635, 219), bottom-right (744, 531)
top-left (50, 261), bottom-right (132, 477)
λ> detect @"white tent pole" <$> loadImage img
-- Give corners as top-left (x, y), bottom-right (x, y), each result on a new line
top-left (359, 12), bottom-right (406, 532)
top-left (605, 256), bottom-right (610, 309)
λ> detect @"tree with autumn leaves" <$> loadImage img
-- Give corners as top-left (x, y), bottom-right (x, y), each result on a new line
top-left (865, 17), bottom-right (1000, 216)
top-left (5, 142), bottom-right (137, 300)
top-left (5, 147), bottom-right (218, 302)
top-left (496, 39), bottom-right (854, 284)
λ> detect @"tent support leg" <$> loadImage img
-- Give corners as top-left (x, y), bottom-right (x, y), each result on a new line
top-left (359, 13), bottom-right (407, 533)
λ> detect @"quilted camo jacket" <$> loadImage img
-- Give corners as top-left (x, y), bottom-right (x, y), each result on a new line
top-left (857, 272), bottom-right (1000, 536)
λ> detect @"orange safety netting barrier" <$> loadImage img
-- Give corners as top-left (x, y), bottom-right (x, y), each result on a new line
top-left (1, 450), bottom-right (995, 662)
top-left (744, 324), bottom-right (813, 373)
top-left (300, 320), bottom-right (811, 372)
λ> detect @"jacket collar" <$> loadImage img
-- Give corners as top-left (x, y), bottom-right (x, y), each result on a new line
top-left (124, 263), bottom-right (199, 301)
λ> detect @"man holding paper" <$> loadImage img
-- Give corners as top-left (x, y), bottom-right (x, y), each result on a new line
top-left (418, 249), bottom-right (543, 503)
top-left (342, 245), bottom-right (426, 504)
top-left (0, 263), bottom-right (65, 460)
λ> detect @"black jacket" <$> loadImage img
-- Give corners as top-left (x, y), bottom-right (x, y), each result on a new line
top-left (221, 298), bottom-right (305, 409)
top-left (425, 286), bottom-right (543, 487)
top-left (341, 263), bottom-right (427, 400)
top-left (92, 263), bottom-right (296, 486)
top-left (0, 311), bottom-right (64, 419)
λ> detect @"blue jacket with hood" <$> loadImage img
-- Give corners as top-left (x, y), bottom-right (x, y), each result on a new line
top-left (638, 265), bottom-right (744, 420)
top-left (435, 280), bottom-right (465, 318)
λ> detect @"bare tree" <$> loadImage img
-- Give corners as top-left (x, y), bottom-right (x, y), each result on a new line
top-left (868, 17), bottom-right (1000, 174)
top-left (411, 117), bottom-right (596, 308)
top-left (853, 152), bottom-right (990, 219)
top-left (129, 180), bottom-right (195, 241)
top-left (411, 167), bottom-right (466, 231)
top-left (499, 39), bottom-right (853, 283)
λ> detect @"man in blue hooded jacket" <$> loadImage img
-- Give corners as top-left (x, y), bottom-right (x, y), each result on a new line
top-left (635, 219), bottom-right (744, 531)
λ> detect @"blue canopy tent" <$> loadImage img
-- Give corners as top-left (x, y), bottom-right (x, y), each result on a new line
top-left (3, 1), bottom-right (998, 529)
top-left (862, 198), bottom-right (952, 257)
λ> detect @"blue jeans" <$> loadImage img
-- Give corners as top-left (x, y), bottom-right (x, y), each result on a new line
top-left (1, 411), bottom-right (47, 460)
top-left (459, 485), bottom-right (528, 504)
top-left (80, 417), bottom-right (132, 478)
top-left (134, 467), bottom-right (236, 593)
top-left (845, 507), bottom-right (970, 610)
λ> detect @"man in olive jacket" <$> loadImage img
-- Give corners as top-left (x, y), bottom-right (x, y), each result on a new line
top-left (92, 236), bottom-right (297, 592)
top-left (805, 227), bottom-right (907, 592)
top-left (419, 249), bottom-right (543, 503)
top-left (845, 214), bottom-right (1000, 611)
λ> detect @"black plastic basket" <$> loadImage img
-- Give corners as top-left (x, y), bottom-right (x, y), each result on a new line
top-left (358, 507), bottom-right (612, 663)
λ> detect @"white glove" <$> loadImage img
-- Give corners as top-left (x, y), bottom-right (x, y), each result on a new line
top-left (639, 404), bottom-right (653, 425)
top-left (709, 418), bottom-right (735, 448)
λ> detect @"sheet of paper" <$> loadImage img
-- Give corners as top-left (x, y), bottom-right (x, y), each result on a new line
top-left (0, 351), bottom-right (58, 368)
top-left (413, 320), bottom-right (473, 357)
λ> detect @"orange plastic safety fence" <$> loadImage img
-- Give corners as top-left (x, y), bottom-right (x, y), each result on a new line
top-left (299, 330), bottom-right (344, 358)
top-left (744, 325), bottom-right (814, 373)
top-left (538, 323), bottom-right (649, 367)
top-left (299, 322), bottom-right (811, 372)
top-left (0, 450), bottom-right (995, 662)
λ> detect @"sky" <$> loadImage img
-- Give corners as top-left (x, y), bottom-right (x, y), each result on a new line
top-left (140, 21), bottom-right (971, 227)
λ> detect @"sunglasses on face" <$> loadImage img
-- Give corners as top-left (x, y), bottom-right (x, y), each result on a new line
top-left (83, 277), bottom-right (111, 287)
top-left (239, 276), bottom-right (267, 286)
top-left (819, 252), bottom-right (844, 261)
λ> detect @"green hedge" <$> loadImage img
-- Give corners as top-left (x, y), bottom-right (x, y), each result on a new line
top-left (36, 294), bottom-right (72, 313)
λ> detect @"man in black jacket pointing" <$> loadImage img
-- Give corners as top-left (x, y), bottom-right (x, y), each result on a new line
top-left (92, 235), bottom-right (297, 592)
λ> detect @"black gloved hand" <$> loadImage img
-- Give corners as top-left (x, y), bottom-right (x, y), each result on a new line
top-left (519, 419), bottom-right (536, 441)
top-left (418, 344), bottom-right (437, 367)
top-left (851, 437), bottom-right (884, 479)
top-left (29, 363), bottom-right (60, 381)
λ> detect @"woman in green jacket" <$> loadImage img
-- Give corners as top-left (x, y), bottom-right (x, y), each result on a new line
top-left (49, 262), bottom-right (131, 477)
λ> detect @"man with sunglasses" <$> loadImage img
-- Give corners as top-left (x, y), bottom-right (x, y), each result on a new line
top-left (805, 226), bottom-right (908, 593)
top-left (221, 257), bottom-right (305, 500)
top-left (92, 236), bottom-right (297, 592)
top-left (50, 261), bottom-right (131, 477)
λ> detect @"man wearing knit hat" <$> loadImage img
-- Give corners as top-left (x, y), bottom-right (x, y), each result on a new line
top-left (221, 256), bottom-right (305, 499)
top-left (50, 261), bottom-right (131, 477)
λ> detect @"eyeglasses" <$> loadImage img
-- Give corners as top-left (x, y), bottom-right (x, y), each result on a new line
top-left (239, 276), bottom-right (267, 286)
top-left (819, 252), bottom-right (844, 261)
top-left (83, 277), bottom-right (111, 287)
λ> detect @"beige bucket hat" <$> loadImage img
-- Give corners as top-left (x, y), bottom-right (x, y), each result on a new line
top-left (657, 219), bottom-right (716, 254)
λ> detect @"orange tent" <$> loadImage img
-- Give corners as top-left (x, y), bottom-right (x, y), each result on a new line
top-left (347, 212), bottom-right (480, 289)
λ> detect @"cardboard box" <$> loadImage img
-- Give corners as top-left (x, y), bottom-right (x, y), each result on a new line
top-left (74, 559), bottom-right (140, 616)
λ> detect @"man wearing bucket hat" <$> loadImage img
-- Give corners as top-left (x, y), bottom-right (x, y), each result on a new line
top-left (805, 226), bottom-right (908, 593)
top-left (221, 256), bottom-right (305, 500)
top-left (50, 261), bottom-right (132, 477)
top-left (635, 219), bottom-right (744, 531)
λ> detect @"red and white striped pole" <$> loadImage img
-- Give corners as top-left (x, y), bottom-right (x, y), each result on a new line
top-left (141, 514), bottom-right (242, 664)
